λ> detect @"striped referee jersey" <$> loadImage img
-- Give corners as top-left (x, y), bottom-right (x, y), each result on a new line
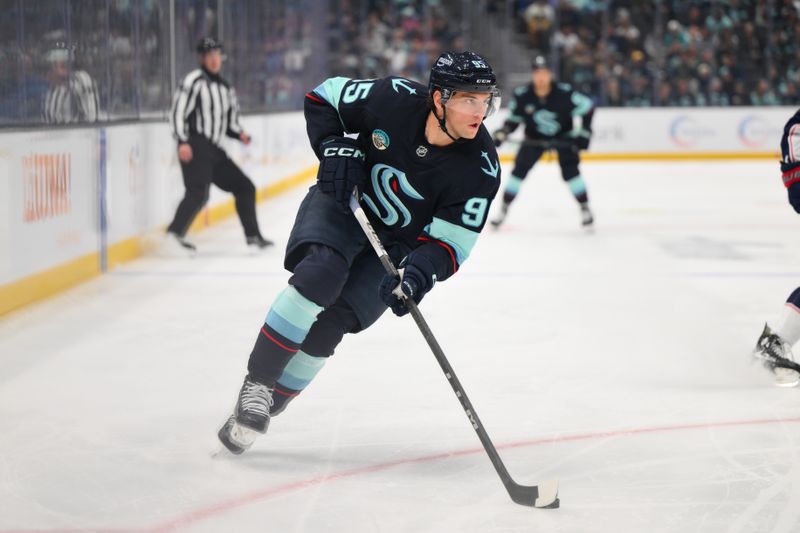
top-left (171, 68), bottom-right (243, 147)
top-left (43, 70), bottom-right (100, 124)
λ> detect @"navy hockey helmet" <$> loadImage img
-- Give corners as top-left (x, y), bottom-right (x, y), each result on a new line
top-left (429, 51), bottom-right (498, 99)
top-left (427, 51), bottom-right (500, 141)
top-left (196, 37), bottom-right (223, 54)
top-left (531, 54), bottom-right (550, 71)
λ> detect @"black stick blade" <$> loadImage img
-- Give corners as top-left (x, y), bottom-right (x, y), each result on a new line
top-left (509, 479), bottom-right (560, 508)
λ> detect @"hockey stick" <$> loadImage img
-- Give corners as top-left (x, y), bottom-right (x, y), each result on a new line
top-left (349, 191), bottom-right (560, 509)
top-left (504, 138), bottom-right (577, 151)
top-left (764, 354), bottom-right (800, 374)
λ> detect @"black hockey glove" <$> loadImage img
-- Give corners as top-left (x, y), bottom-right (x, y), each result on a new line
top-left (574, 135), bottom-right (590, 151)
top-left (492, 129), bottom-right (508, 147)
top-left (379, 253), bottom-right (437, 317)
top-left (317, 136), bottom-right (367, 212)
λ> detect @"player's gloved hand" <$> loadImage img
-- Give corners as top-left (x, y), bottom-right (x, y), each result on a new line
top-left (788, 182), bottom-right (800, 214)
top-left (379, 253), bottom-right (436, 317)
top-left (781, 161), bottom-right (800, 214)
top-left (317, 136), bottom-right (367, 211)
top-left (492, 129), bottom-right (507, 147)
top-left (567, 129), bottom-right (591, 150)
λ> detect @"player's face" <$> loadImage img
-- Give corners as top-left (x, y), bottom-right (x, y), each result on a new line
top-left (532, 68), bottom-right (551, 89)
top-left (51, 61), bottom-right (69, 81)
top-left (444, 91), bottom-right (493, 139)
top-left (201, 50), bottom-right (223, 73)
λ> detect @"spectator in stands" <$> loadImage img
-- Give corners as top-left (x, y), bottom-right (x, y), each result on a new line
top-left (0, 51), bottom-right (48, 124)
top-left (524, 0), bottom-right (555, 51)
top-left (674, 78), bottom-right (706, 107)
top-left (626, 75), bottom-right (652, 107)
top-left (663, 19), bottom-right (690, 52)
top-left (706, 77), bottom-right (730, 106)
top-left (610, 8), bottom-right (641, 57)
top-left (705, 4), bottom-right (734, 34)
top-left (750, 79), bottom-right (781, 106)
top-left (730, 80), bottom-right (750, 106)
top-left (605, 77), bottom-right (623, 107)
top-left (657, 81), bottom-right (674, 106)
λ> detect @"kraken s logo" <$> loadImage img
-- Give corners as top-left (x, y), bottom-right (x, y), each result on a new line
top-left (533, 109), bottom-right (561, 136)
top-left (362, 164), bottom-right (423, 228)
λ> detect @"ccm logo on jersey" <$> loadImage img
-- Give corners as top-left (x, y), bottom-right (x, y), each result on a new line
top-left (323, 147), bottom-right (365, 159)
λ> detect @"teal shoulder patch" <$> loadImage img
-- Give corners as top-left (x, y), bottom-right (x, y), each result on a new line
top-left (371, 129), bottom-right (390, 150)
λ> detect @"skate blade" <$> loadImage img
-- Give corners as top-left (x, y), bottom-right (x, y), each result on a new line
top-left (774, 368), bottom-right (800, 387)
top-left (210, 445), bottom-right (226, 458)
top-left (217, 420), bottom-right (259, 455)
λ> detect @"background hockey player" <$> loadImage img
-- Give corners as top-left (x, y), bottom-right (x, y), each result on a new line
top-left (752, 108), bottom-right (800, 387)
top-left (217, 51), bottom-right (502, 454)
top-left (491, 55), bottom-right (594, 229)
top-left (167, 37), bottom-right (273, 254)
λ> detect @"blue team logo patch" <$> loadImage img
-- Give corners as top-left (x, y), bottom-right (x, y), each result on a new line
top-left (372, 129), bottom-right (390, 150)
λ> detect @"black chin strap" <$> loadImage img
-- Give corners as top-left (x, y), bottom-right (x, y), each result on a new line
top-left (434, 105), bottom-right (461, 143)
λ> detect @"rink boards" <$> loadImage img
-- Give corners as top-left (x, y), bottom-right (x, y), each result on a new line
top-left (0, 105), bottom-right (793, 315)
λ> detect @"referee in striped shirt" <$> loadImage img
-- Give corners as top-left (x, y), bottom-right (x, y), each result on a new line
top-left (43, 47), bottom-right (100, 124)
top-left (167, 37), bottom-right (272, 252)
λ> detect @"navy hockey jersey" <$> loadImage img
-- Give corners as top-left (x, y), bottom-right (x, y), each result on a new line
top-left (781, 108), bottom-right (800, 188)
top-left (501, 81), bottom-right (594, 141)
top-left (304, 76), bottom-right (500, 282)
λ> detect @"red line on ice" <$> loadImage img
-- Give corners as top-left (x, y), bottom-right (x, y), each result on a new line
top-left (5, 416), bottom-right (800, 533)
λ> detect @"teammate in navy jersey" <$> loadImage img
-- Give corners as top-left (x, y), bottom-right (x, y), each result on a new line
top-left (752, 108), bottom-right (800, 387)
top-left (218, 51), bottom-right (502, 454)
top-left (491, 55), bottom-right (595, 229)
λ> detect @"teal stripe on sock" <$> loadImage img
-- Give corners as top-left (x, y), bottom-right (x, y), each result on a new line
top-left (266, 309), bottom-right (306, 344)
top-left (276, 350), bottom-right (327, 390)
top-left (270, 286), bottom-right (323, 334)
top-left (567, 175), bottom-right (587, 196)
top-left (506, 174), bottom-right (524, 195)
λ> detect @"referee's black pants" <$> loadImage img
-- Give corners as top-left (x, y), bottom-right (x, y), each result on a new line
top-left (167, 136), bottom-right (262, 238)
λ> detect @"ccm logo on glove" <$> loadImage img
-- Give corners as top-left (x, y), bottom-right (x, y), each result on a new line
top-left (323, 146), bottom-right (365, 159)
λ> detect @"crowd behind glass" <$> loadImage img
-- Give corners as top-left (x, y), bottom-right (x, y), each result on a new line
top-left (0, 0), bottom-right (794, 128)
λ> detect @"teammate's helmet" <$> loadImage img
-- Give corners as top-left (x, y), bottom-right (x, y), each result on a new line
top-left (428, 51), bottom-right (499, 116)
top-left (531, 55), bottom-right (550, 71)
top-left (196, 37), bottom-right (223, 54)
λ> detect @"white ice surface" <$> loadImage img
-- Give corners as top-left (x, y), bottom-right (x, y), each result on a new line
top-left (2, 160), bottom-right (800, 533)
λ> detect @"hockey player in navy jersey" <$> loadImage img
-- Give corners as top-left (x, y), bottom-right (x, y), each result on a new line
top-left (491, 55), bottom-right (595, 229)
top-left (218, 51), bottom-right (502, 454)
top-left (752, 108), bottom-right (800, 387)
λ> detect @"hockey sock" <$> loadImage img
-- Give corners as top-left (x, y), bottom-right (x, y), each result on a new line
top-left (775, 287), bottom-right (800, 346)
top-left (502, 174), bottom-right (525, 204)
top-left (247, 285), bottom-right (324, 385)
top-left (565, 174), bottom-right (589, 204)
top-left (272, 350), bottom-right (327, 413)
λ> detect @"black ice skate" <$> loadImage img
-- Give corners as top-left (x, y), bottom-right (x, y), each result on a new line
top-left (166, 231), bottom-right (197, 255)
top-left (580, 204), bottom-right (594, 229)
top-left (218, 376), bottom-right (274, 454)
top-left (753, 323), bottom-right (800, 387)
top-left (246, 235), bottom-right (274, 249)
top-left (490, 203), bottom-right (510, 229)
